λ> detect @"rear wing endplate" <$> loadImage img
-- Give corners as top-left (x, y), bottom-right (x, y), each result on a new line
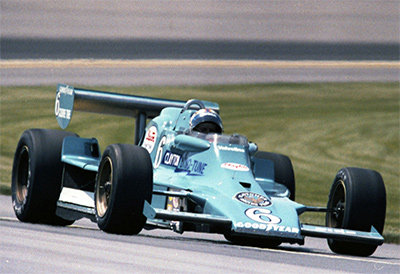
top-left (55, 84), bottom-right (219, 144)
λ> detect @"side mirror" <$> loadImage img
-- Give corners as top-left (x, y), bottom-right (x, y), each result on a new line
top-left (248, 142), bottom-right (258, 156)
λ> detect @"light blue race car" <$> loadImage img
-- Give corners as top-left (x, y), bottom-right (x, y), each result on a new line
top-left (11, 84), bottom-right (386, 256)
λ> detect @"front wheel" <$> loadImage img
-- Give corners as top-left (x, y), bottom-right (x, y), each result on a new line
top-left (11, 129), bottom-right (77, 225)
top-left (326, 167), bottom-right (386, 256)
top-left (95, 144), bottom-right (153, 235)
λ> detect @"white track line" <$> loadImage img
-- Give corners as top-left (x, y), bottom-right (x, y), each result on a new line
top-left (1, 59), bottom-right (399, 69)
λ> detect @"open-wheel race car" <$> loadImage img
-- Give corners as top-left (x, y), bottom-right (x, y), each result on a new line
top-left (12, 84), bottom-right (386, 256)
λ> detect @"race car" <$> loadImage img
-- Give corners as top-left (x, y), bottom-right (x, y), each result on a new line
top-left (11, 84), bottom-right (386, 256)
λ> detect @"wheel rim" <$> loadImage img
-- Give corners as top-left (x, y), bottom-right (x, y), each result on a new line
top-left (16, 146), bottom-right (30, 204)
top-left (96, 157), bottom-right (113, 218)
top-left (327, 180), bottom-right (346, 228)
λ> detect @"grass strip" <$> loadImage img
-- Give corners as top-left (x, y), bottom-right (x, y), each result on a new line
top-left (1, 83), bottom-right (398, 243)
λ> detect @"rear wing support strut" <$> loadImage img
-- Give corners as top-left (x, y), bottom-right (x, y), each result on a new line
top-left (135, 112), bottom-right (147, 145)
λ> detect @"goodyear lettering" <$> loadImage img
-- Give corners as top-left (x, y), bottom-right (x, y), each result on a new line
top-left (236, 222), bottom-right (300, 234)
top-left (59, 86), bottom-right (74, 95)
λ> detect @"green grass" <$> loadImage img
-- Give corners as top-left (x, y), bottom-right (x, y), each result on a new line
top-left (1, 83), bottom-right (399, 243)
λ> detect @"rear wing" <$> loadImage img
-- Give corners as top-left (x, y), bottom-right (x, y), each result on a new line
top-left (55, 84), bottom-right (219, 144)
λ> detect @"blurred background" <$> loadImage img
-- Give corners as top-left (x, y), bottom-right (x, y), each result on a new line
top-left (1, 0), bottom-right (399, 85)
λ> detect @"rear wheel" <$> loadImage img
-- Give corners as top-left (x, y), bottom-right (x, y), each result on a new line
top-left (11, 129), bottom-right (77, 225)
top-left (95, 144), bottom-right (153, 235)
top-left (254, 151), bottom-right (295, 201)
top-left (326, 167), bottom-right (386, 256)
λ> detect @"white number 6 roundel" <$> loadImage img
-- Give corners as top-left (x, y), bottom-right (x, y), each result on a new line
top-left (245, 208), bottom-right (281, 224)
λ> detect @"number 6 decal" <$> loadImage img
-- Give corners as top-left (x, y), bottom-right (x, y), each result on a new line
top-left (55, 92), bottom-right (61, 116)
top-left (245, 208), bottom-right (281, 224)
top-left (154, 136), bottom-right (167, 168)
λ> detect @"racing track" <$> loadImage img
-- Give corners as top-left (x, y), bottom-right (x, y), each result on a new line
top-left (1, 1), bottom-right (399, 85)
top-left (0, 195), bottom-right (399, 272)
top-left (1, 1), bottom-right (400, 272)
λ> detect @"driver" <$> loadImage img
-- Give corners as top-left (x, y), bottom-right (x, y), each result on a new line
top-left (189, 109), bottom-right (223, 134)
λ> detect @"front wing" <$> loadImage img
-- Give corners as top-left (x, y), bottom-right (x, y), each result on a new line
top-left (56, 187), bottom-right (384, 245)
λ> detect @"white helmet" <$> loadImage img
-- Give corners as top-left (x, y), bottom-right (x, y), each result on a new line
top-left (190, 109), bottom-right (223, 134)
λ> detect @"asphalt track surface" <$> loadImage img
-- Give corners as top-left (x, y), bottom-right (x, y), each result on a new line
top-left (1, 195), bottom-right (399, 273)
top-left (1, 1), bottom-right (400, 272)
top-left (1, 1), bottom-right (399, 85)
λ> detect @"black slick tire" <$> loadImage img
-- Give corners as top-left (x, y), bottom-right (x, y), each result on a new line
top-left (254, 151), bottom-right (295, 201)
top-left (11, 128), bottom-right (77, 225)
top-left (95, 144), bottom-right (153, 235)
top-left (326, 167), bottom-right (386, 256)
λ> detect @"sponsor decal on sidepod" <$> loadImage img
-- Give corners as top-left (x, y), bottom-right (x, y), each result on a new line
top-left (162, 151), bottom-right (181, 167)
top-left (234, 192), bottom-right (272, 207)
top-left (217, 146), bottom-right (245, 153)
top-left (176, 158), bottom-right (208, 175)
top-left (221, 162), bottom-right (249, 171)
top-left (142, 126), bottom-right (158, 153)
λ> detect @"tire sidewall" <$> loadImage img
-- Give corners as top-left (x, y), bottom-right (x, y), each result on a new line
top-left (12, 130), bottom-right (36, 221)
top-left (95, 144), bottom-right (153, 234)
top-left (11, 129), bottom-right (77, 223)
top-left (329, 167), bottom-right (386, 233)
top-left (326, 167), bottom-right (386, 256)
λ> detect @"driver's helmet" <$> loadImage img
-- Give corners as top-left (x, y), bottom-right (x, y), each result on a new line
top-left (190, 109), bottom-right (223, 134)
